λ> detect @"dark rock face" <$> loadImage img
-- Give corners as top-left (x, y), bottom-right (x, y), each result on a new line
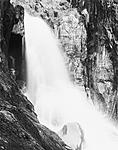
top-left (0, 0), bottom-right (16, 74)
top-left (0, 70), bottom-right (70, 150)
top-left (84, 0), bottom-right (118, 119)
top-left (2, 0), bottom-right (16, 57)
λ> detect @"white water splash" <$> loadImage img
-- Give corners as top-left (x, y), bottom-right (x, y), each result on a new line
top-left (24, 11), bottom-right (118, 150)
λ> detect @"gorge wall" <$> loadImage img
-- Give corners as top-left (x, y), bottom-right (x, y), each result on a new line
top-left (11, 0), bottom-right (118, 119)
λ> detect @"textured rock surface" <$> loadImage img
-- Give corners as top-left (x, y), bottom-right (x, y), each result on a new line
top-left (58, 8), bottom-right (87, 85)
top-left (85, 0), bottom-right (118, 119)
top-left (12, 5), bottom-right (24, 36)
top-left (2, 0), bottom-right (16, 57)
top-left (0, 70), bottom-right (71, 150)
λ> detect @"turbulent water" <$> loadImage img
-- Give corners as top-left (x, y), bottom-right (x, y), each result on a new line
top-left (24, 11), bottom-right (118, 150)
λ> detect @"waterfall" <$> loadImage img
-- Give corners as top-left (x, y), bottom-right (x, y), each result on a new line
top-left (24, 11), bottom-right (118, 150)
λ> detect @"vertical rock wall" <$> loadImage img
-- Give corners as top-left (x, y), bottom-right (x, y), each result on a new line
top-left (0, 0), bottom-right (15, 73)
top-left (84, 0), bottom-right (118, 119)
top-left (58, 9), bottom-right (87, 85)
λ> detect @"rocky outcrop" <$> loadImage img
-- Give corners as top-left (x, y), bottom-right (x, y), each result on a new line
top-left (0, 69), bottom-right (71, 150)
top-left (58, 122), bottom-right (84, 150)
top-left (2, 0), bottom-right (16, 57)
top-left (57, 8), bottom-right (87, 85)
top-left (84, 0), bottom-right (118, 119)
top-left (12, 5), bottom-right (24, 36)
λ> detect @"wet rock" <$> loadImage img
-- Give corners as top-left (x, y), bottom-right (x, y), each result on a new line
top-left (58, 8), bottom-right (87, 85)
top-left (58, 122), bottom-right (84, 150)
top-left (85, 0), bottom-right (118, 118)
top-left (0, 66), bottom-right (70, 150)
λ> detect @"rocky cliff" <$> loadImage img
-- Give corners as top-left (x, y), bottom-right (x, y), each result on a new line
top-left (0, 69), bottom-right (71, 150)
top-left (85, 0), bottom-right (118, 119)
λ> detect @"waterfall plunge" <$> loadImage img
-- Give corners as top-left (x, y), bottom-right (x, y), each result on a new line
top-left (24, 11), bottom-right (118, 150)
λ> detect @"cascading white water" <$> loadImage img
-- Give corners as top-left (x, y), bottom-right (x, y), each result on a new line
top-left (24, 11), bottom-right (118, 150)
